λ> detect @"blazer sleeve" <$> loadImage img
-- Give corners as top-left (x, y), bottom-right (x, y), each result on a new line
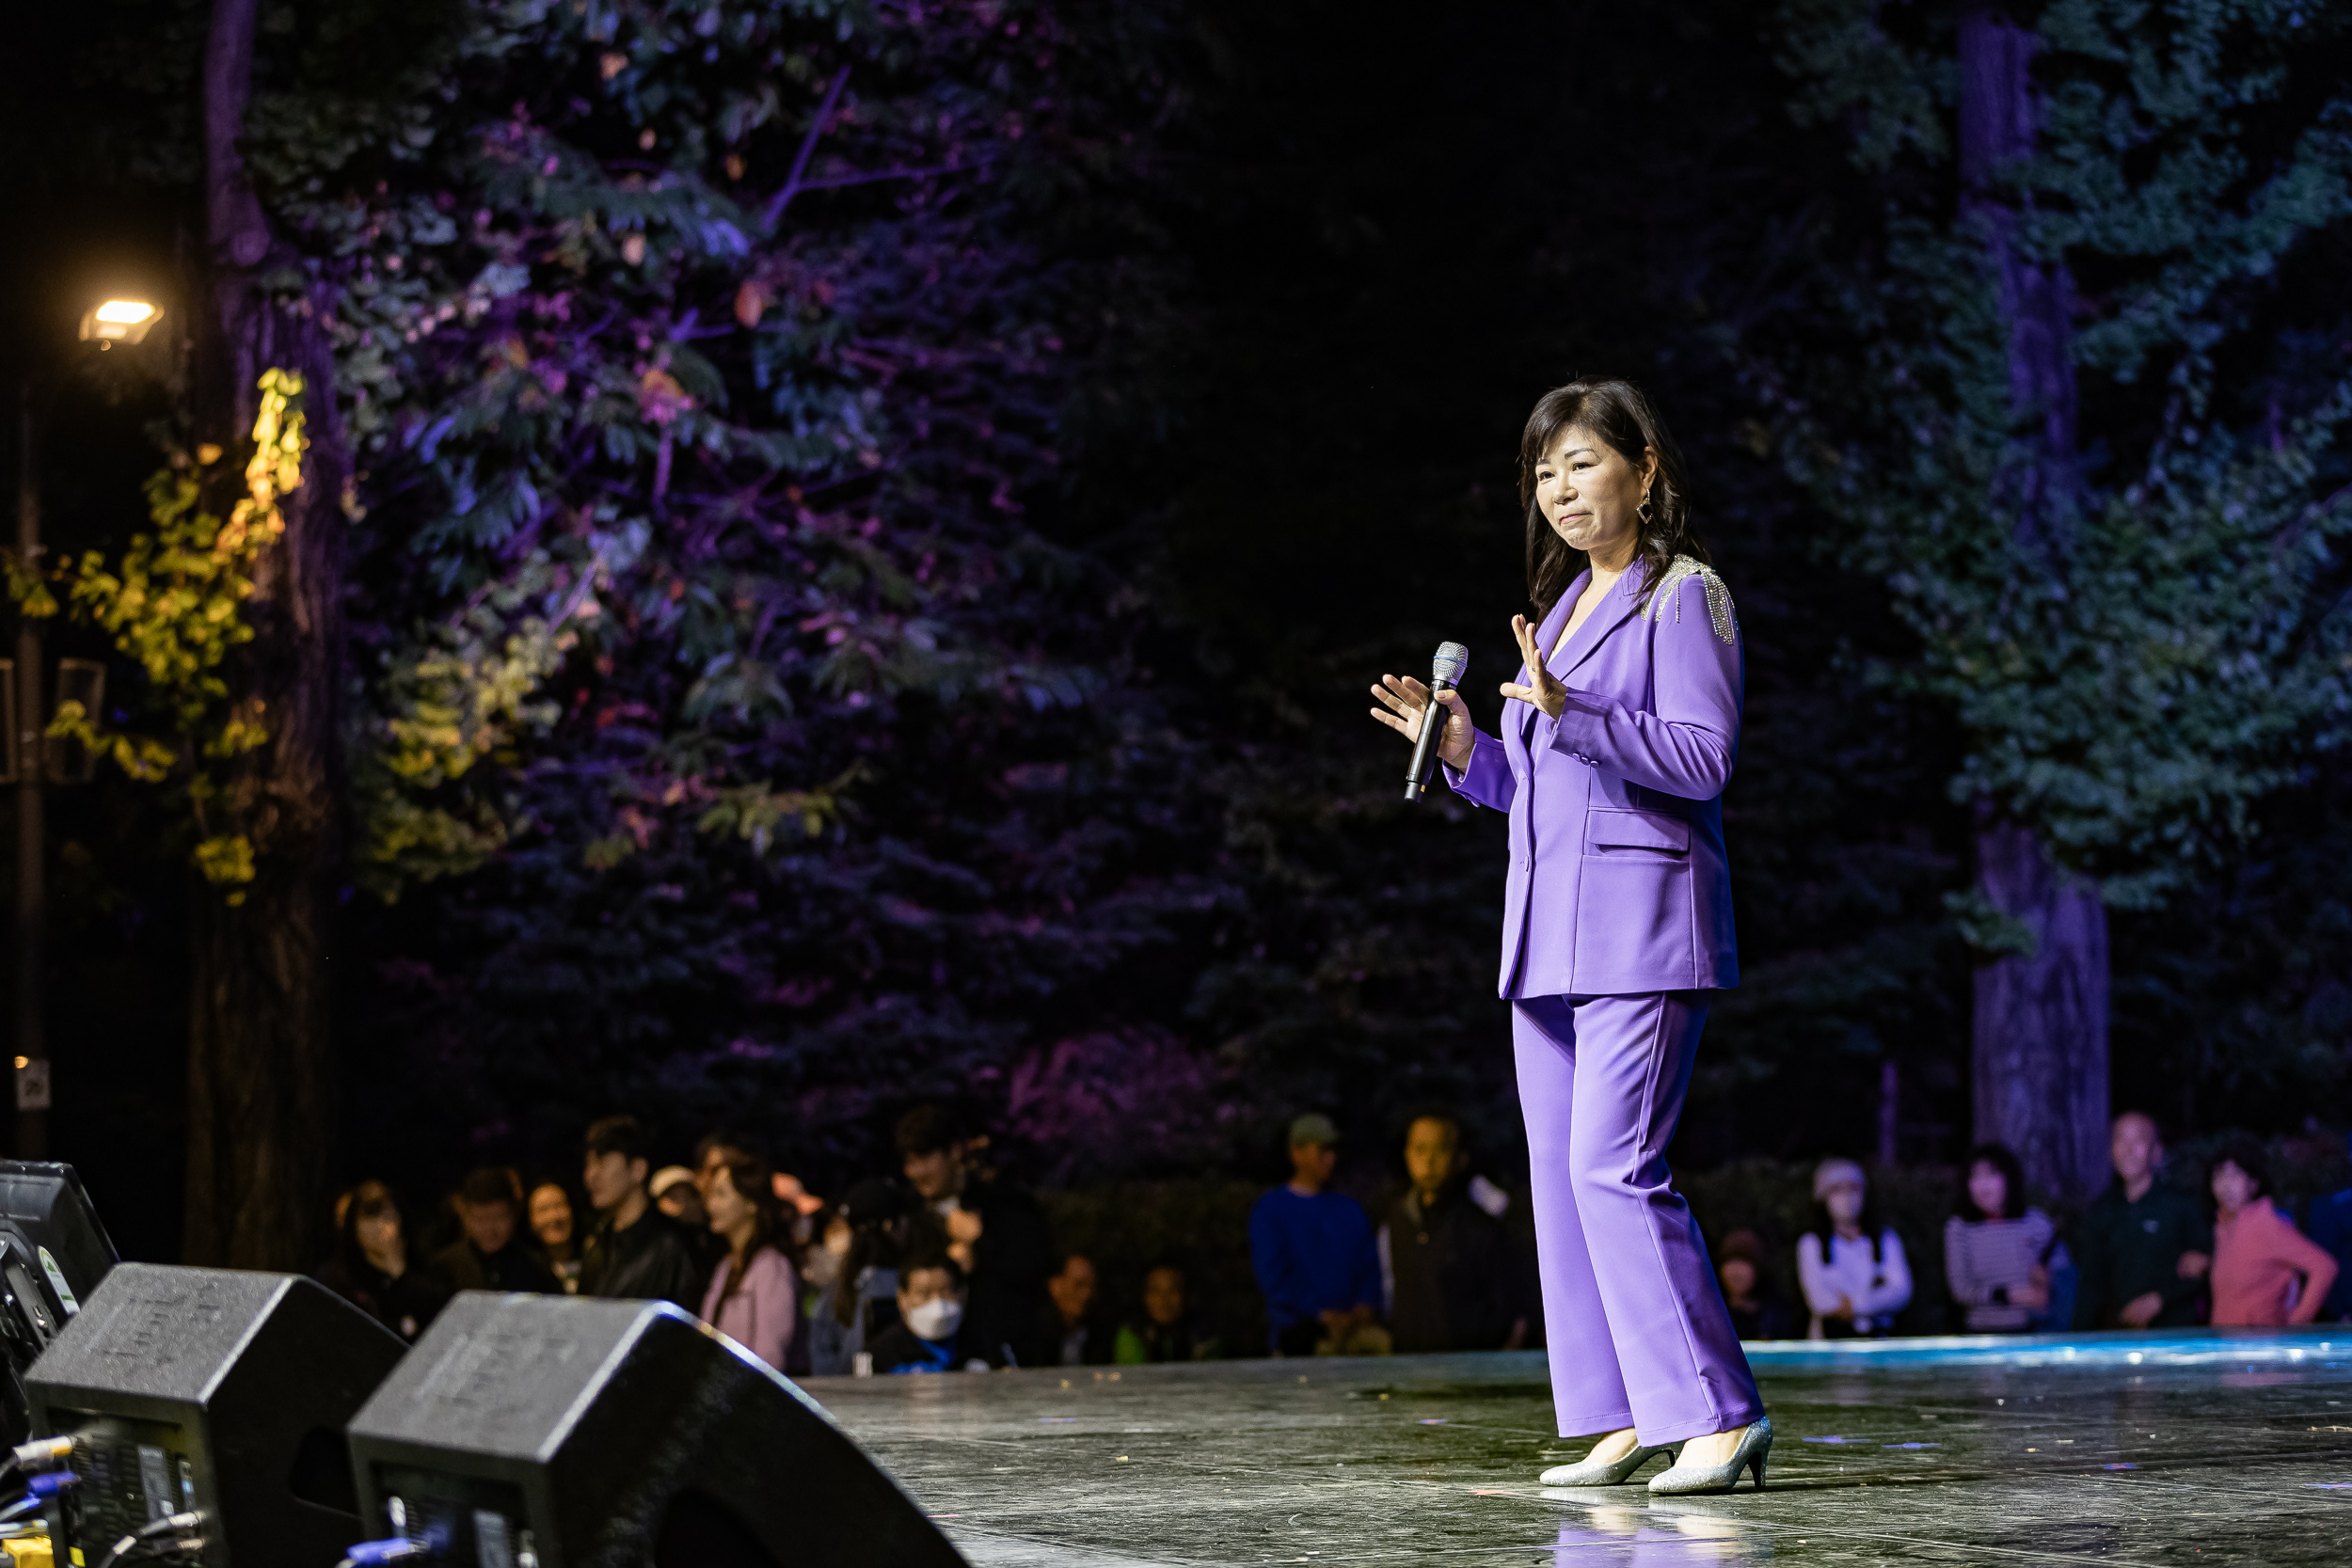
top-left (1442, 726), bottom-right (1515, 812)
top-left (1549, 569), bottom-right (1742, 800)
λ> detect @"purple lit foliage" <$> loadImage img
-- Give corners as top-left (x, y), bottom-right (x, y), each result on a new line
top-left (230, 0), bottom-right (1210, 1166)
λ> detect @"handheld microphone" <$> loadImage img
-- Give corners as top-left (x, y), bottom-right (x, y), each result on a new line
top-left (1405, 641), bottom-right (1470, 801)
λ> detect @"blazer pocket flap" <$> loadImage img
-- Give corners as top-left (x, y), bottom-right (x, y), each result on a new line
top-left (1585, 809), bottom-right (1690, 853)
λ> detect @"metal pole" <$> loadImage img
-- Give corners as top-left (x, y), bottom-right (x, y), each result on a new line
top-left (15, 385), bottom-right (45, 1159)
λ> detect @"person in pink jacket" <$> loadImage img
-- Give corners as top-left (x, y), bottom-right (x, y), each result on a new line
top-left (701, 1152), bottom-right (800, 1372)
top-left (2208, 1140), bottom-right (2337, 1327)
top-left (1371, 379), bottom-right (1766, 1497)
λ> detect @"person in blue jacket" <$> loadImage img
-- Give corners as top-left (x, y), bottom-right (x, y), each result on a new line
top-left (1249, 1114), bottom-right (1384, 1355)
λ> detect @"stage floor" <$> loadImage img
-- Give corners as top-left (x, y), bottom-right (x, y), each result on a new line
top-left (812, 1330), bottom-right (2352, 1566)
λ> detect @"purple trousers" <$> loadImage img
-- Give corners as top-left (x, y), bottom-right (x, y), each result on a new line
top-left (1513, 991), bottom-right (1761, 1445)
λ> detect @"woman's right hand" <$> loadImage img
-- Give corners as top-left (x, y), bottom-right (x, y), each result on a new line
top-left (1370, 674), bottom-right (1473, 772)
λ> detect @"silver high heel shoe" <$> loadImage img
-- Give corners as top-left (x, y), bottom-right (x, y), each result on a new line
top-left (1538, 1436), bottom-right (1680, 1486)
top-left (1646, 1416), bottom-right (1772, 1495)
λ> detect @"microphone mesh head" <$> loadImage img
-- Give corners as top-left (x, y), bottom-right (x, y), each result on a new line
top-left (1431, 641), bottom-right (1470, 689)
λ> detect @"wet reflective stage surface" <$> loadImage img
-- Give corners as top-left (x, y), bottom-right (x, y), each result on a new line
top-left (812, 1331), bottom-right (2352, 1565)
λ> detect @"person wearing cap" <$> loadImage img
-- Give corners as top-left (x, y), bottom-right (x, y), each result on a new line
top-left (1248, 1114), bottom-right (1386, 1355)
top-left (1369, 383), bottom-right (1767, 1492)
top-left (1796, 1158), bottom-right (1913, 1338)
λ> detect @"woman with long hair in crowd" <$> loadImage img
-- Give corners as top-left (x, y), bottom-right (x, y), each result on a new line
top-left (1944, 1143), bottom-right (2058, 1333)
top-left (1370, 379), bottom-right (1770, 1494)
top-left (701, 1152), bottom-right (800, 1371)
top-left (315, 1180), bottom-right (453, 1341)
top-left (2208, 1138), bottom-right (2337, 1326)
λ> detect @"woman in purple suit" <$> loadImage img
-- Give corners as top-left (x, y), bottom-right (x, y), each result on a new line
top-left (1371, 379), bottom-right (1771, 1495)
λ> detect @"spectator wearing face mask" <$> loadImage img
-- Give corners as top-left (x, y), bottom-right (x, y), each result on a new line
top-left (1796, 1158), bottom-right (1912, 1338)
top-left (528, 1181), bottom-right (583, 1293)
top-left (435, 1168), bottom-right (560, 1294)
top-left (896, 1104), bottom-right (1054, 1369)
top-left (866, 1253), bottom-right (976, 1374)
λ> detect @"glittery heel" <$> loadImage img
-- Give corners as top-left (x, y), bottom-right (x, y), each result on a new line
top-left (1646, 1416), bottom-right (1773, 1496)
top-left (1538, 1439), bottom-right (1677, 1486)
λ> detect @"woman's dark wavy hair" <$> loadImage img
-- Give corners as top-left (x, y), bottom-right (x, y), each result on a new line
top-left (2208, 1135), bottom-right (2272, 1210)
top-left (1518, 378), bottom-right (1708, 618)
top-left (1956, 1143), bottom-right (2027, 1222)
top-left (713, 1152), bottom-right (784, 1302)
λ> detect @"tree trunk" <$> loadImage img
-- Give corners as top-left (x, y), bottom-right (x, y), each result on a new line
top-left (182, 0), bottom-right (348, 1267)
top-left (1958, 10), bottom-right (2110, 1198)
top-left (1971, 822), bottom-right (2110, 1196)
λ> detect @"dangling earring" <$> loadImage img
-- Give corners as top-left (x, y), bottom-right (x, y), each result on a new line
top-left (1638, 488), bottom-right (1655, 527)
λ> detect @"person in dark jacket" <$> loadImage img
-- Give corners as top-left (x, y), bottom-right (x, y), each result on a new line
top-left (866, 1252), bottom-right (976, 1374)
top-left (897, 1104), bottom-right (1054, 1369)
top-left (2306, 1141), bottom-right (2352, 1323)
top-left (1033, 1254), bottom-right (1117, 1367)
top-left (1380, 1112), bottom-right (1530, 1353)
top-left (434, 1167), bottom-right (560, 1294)
top-left (1714, 1229), bottom-right (1797, 1341)
top-left (2072, 1111), bottom-right (2212, 1330)
top-left (1113, 1260), bottom-right (1223, 1365)
top-left (315, 1180), bottom-right (453, 1341)
top-left (577, 1115), bottom-right (707, 1311)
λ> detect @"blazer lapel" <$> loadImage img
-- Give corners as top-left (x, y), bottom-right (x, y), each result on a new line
top-left (1513, 576), bottom-right (1583, 762)
top-left (1550, 567), bottom-right (1643, 682)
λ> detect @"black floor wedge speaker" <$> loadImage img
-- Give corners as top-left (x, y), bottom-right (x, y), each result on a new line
top-left (0, 1161), bottom-right (119, 1449)
top-left (343, 1292), bottom-right (964, 1568)
top-left (24, 1263), bottom-right (408, 1568)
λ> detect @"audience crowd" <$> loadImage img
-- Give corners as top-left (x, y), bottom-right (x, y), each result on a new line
top-left (310, 1103), bottom-right (2352, 1378)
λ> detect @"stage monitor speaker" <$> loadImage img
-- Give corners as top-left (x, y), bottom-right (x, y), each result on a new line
top-left (344, 1293), bottom-right (964, 1568)
top-left (0, 1161), bottom-right (120, 1449)
top-left (25, 1263), bottom-right (408, 1568)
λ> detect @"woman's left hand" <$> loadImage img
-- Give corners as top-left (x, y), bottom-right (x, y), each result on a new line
top-left (1499, 614), bottom-right (1567, 719)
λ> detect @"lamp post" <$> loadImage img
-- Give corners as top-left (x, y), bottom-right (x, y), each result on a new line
top-left (10, 295), bottom-right (159, 1158)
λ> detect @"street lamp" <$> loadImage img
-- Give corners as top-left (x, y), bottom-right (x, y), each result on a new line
top-left (77, 299), bottom-right (163, 348)
top-left (11, 291), bottom-right (161, 1154)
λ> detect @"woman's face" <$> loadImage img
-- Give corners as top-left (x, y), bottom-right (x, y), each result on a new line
top-left (1823, 1179), bottom-right (1867, 1227)
top-left (1967, 1160), bottom-right (2010, 1221)
top-left (706, 1166), bottom-right (755, 1238)
top-left (1531, 424), bottom-right (1656, 568)
top-left (357, 1207), bottom-right (403, 1267)
top-left (1718, 1258), bottom-right (1757, 1301)
top-left (529, 1183), bottom-right (573, 1247)
top-left (2212, 1159), bottom-right (2259, 1213)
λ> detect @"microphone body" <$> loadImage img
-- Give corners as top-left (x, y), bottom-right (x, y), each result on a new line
top-left (1405, 641), bottom-right (1470, 801)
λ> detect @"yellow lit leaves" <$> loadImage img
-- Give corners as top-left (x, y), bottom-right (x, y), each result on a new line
top-left (34, 369), bottom-right (308, 893)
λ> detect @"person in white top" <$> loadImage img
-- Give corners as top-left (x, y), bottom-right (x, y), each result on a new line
top-left (1796, 1158), bottom-right (1913, 1338)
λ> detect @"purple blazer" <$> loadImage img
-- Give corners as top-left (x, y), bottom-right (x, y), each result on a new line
top-left (1444, 556), bottom-right (1742, 998)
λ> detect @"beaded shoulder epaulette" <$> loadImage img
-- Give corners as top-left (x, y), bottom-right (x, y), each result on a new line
top-left (1647, 556), bottom-right (1739, 645)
